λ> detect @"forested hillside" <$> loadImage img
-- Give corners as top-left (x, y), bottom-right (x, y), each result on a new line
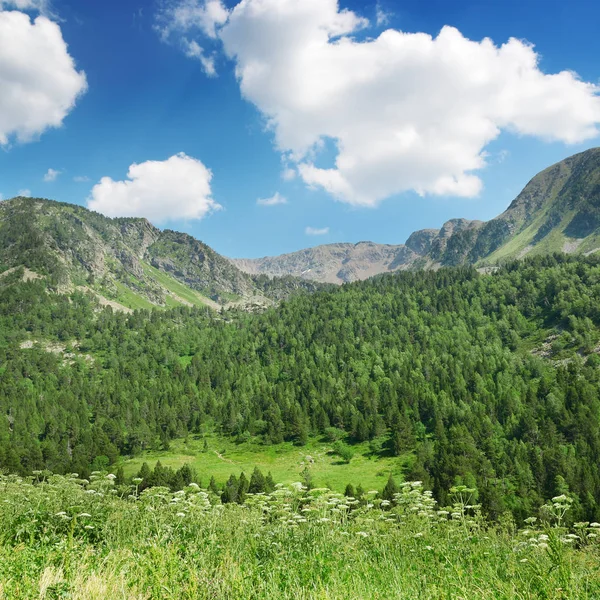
top-left (0, 197), bottom-right (323, 311)
top-left (2, 254), bottom-right (600, 521)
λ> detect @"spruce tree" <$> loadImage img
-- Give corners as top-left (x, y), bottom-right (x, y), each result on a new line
top-left (208, 476), bottom-right (219, 495)
top-left (238, 472), bottom-right (249, 504)
top-left (381, 473), bottom-right (399, 502)
top-left (265, 472), bottom-right (276, 493)
top-left (249, 467), bottom-right (266, 494)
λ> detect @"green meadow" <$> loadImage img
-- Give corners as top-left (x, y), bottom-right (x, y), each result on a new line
top-left (122, 434), bottom-right (408, 492)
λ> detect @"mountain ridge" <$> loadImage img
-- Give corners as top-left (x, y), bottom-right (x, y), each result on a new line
top-left (231, 148), bottom-right (600, 283)
top-left (1, 147), bottom-right (599, 297)
top-left (0, 197), bottom-right (323, 311)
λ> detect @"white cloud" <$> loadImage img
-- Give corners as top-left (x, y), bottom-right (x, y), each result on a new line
top-left (257, 191), bottom-right (287, 206)
top-left (18, 189), bottom-right (31, 197)
top-left (73, 175), bottom-right (90, 183)
top-left (43, 168), bottom-right (60, 182)
top-left (215, 0), bottom-right (600, 206)
top-left (157, 0), bottom-right (228, 39)
top-left (0, 10), bottom-right (87, 146)
top-left (87, 152), bottom-right (221, 222)
top-left (305, 226), bottom-right (329, 236)
top-left (281, 167), bottom-right (296, 182)
top-left (156, 0), bottom-right (228, 75)
top-left (182, 39), bottom-right (217, 76)
top-left (0, 0), bottom-right (48, 12)
top-left (376, 3), bottom-right (390, 27)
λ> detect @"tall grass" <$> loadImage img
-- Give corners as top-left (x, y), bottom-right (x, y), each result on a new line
top-left (0, 473), bottom-right (598, 599)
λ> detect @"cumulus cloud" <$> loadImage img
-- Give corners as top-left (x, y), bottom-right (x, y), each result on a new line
top-left (0, 10), bottom-right (87, 146)
top-left (156, 0), bottom-right (228, 75)
top-left (18, 189), bottom-right (31, 197)
top-left (0, 0), bottom-right (49, 11)
top-left (305, 226), bottom-right (329, 236)
top-left (87, 153), bottom-right (221, 223)
top-left (73, 175), bottom-right (90, 183)
top-left (214, 0), bottom-right (600, 206)
top-left (43, 168), bottom-right (60, 182)
top-left (257, 192), bottom-right (287, 206)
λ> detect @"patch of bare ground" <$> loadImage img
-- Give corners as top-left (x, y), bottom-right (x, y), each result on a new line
top-left (77, 286), bottom-right (133, 313)
top-left (562, 239), bottom-right (584, 253)
top-left (0, 266), bottom-right (42, 282)
top-left (517, 245), bottom-right (533, 259)
top-left (19, 340), bottom-right (94, 365)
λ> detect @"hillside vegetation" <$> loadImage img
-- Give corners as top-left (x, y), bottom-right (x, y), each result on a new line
top-left (2, 254), bottom-right (600, 523)
top-left (1, 472), bottom-right (599, 599)
top-left (0, 197), bottom-right (323, 310)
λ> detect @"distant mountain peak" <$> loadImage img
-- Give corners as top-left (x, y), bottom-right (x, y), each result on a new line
top-left (232, 148), bottom-right (600, 283)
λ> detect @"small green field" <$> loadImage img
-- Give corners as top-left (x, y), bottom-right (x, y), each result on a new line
top-left (141, 262), bottom-right (216, 308)
top-left (122, 434), bottom-right (408, 492)
top-left (112, 281), bottom-right (156, 310)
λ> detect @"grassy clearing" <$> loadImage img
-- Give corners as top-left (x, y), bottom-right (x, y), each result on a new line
top-left (112, 281), bottom-right (156, 310)
top-left (122, 434), bottom-right (407, 492)
top-left (142, 262), bottom-right (216, 308)
top-left (1, 474), bottom-right (599, 599)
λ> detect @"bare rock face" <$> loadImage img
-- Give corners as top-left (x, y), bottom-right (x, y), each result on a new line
top-left (405, 229), bottom-right (439, 255)
top-left (231, 242), bottom-right (420, 285)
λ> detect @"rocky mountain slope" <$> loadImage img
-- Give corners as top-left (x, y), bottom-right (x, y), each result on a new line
top-left (0, 198), bottom-right (321, 311)
top-left (2, 148), bottom-right (599, 296)
top-left (232, 148), bottom-right (600, 283)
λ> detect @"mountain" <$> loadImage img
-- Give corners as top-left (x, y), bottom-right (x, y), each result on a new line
top-left (0, 197), bottom-right (321, 311)
top-left (2, 148), bottom-right (598, 296)
top-left (231, 148), bottom-right (600, 283)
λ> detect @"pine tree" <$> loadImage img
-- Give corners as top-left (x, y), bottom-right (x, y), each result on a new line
top-left (177, 463), bottom-right (195, 486)
top-left (381, 473), bottom-right (399, 502)
top-left (208, 476), bottom-right (219, 495)
top-left (265, 472), bottom-right (276, 493)
top-left (221, 474), bottom-right (239, 504)
top-left (344, 483), bottom-right (355, 498)
top-left (115, 465), bottom-right (126, 486)
top-left (300, 465), bottom-right (313, 490)
top-left (249, 467), bottom-right (266, 494)
top-left (137, 462), bottom-right (152, 490)
top-left (356, 484), bottom-right (366, 504)
top-left (238, 472), bottom-right (249, 504)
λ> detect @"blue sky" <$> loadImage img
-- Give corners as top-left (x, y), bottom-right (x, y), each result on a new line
top-left (1, 0), bottom-right (599, 258)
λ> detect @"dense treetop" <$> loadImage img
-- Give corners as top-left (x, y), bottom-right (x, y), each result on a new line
top-left (2, 254), bottom-right (600, 521)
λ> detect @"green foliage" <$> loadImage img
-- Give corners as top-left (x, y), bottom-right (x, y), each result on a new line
top-left (2, 473), bottom-right (600, 599)
top-left (332, 441), bottom-right (355, 464)
top-left (3, 253), bottom-right (600, 524)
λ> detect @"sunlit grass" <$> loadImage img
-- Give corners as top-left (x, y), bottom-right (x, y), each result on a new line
top-left (122, 434), bottom-right (408, 492)
top-left (1, 473), bottom-right (599, 599)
